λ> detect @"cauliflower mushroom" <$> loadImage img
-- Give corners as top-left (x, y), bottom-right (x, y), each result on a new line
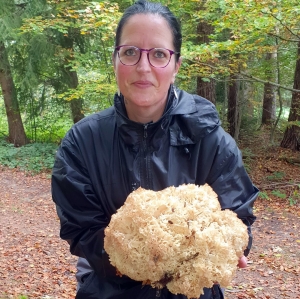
top-left (104, 184), bottom-right (248, 299)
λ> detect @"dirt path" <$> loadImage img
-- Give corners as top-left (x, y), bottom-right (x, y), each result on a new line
top-left (229, 201), bottom-right (300, 298)
top-left (0, 167), bottom-right (299, 299)
top-left (0, 168), bottom-right (77, 298)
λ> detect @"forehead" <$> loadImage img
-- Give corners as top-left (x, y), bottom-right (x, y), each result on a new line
top-left (120, 14), bottom-right (174, 47)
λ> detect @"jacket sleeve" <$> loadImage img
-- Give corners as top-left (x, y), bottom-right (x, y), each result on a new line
top-left (51, 131), bottom-right (113, 277)
top-left (206, 128), bottom-right (259, 256)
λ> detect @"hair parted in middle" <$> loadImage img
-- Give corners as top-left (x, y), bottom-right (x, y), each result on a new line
top-left (114, 0), bottom-right (182, 62)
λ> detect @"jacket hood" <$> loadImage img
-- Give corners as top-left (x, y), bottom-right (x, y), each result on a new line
top-left (114, 86), bottom-right (220, 147)
top-left (169, 88), bottom-right (221, 146)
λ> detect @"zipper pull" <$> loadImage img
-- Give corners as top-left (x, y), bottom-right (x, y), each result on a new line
top-left (155, 288), bottom-right (161, 297)
top-left (131, 182), bottom-right (137, 191)
top-left (143, 124), bottom-right (148, 139)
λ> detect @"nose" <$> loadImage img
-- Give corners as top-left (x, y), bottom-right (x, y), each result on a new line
top-left (136, 51), bottom-right (151, 71)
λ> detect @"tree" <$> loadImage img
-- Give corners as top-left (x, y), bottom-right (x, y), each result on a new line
top-left (280, 41), bottom-right (300, 150)
top-left (57, 31), bottom-right (85, 123)
top-left (0, 41), bottom-right (28, 146)
top-left (261, 52), bottom-right (277, 125)
top-left (20, 0), bottom-right (120, 121)
top-left (1, 0), bottom-right (299, 144)
top-left (195, 0), bottom-right (216, 104)
top-left (227, 74), bottom-right (241, 139)
top-left (196, 21), bottom-right (216, 104)
top-left (0, 0), bottom-right (31, 146)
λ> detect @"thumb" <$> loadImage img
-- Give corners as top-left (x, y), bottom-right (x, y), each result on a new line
top-left (238, 256), bottom-right (248, 268)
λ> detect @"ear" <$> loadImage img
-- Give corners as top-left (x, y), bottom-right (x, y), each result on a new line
top-left (171, 57), bottom-right (182, 84)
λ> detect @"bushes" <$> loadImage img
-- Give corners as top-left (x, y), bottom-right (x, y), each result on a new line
top-left (0, 138), bottom-right (57, 174)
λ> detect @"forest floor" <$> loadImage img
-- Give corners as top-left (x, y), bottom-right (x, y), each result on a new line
top-left (0, 128), bottom-right (299, 299)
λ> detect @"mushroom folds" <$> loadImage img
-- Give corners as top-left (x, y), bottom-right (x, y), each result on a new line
top-left (104, 184), bottom-right (248, 299)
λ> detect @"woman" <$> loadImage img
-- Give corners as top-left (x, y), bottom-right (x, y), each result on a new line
top-left (51, 1), bottom-right (258, 298)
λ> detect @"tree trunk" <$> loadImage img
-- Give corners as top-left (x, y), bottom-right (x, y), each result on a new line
top-left (262, 52), bottom-right (277, 125)
top-left (227, 74), bottom-right (240, 139)
top-left (196, 20), bottom-right (216, 104)
top-left (66, 67), bottom-right (85, 123)
top-left (70, 99), bottom-right (85, 124)
top-left (62, 31), bottom-right (85, 124)
top-left (0, 42), bottom-right (28, 146)
top-left (280, 41), bottom-right (300, 150)
top-left (196, 76), bottom-right (216, 104)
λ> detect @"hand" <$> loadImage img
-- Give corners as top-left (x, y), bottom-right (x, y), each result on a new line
top-left (212, 256), bottom-right (248, 285)
top-left (238, 256), bottom-right (248, 268)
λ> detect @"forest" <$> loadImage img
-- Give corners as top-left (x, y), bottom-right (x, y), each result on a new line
top-left (0, 1), bottom-right (300, 299)
top-left (0, 0), bottom-right (299, 150)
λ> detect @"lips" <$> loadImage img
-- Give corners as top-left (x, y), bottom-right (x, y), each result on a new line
top-left (133, 81), bottom-right (153, 88)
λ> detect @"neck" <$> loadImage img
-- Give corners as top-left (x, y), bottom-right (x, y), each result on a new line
top-left (125, 98), bottom-right (167, 124)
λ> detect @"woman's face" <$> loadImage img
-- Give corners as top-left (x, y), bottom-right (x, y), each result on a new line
top-left (113, 14), bottom-right (181, 121)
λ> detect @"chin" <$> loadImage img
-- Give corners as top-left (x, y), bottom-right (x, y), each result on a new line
top-left (127, 93), bottom-right (155, 105)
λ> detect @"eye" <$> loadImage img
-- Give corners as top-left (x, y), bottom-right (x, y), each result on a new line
top-left (124, 47), bottom-right (138, 56)
top-left (153, 49), bottom-right (168, 59)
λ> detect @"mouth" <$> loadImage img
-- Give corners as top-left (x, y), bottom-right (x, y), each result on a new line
top-left (133, 81), bottom-right (153, 88)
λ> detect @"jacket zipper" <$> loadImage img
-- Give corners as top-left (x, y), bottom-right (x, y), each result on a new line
top-left (144, 124), bottom-right (148, 139)
top-left (141, 124), bottom-right (151, 189)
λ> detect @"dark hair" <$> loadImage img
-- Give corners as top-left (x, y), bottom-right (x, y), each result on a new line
top-left (114, 0), bottom-right (182, 61)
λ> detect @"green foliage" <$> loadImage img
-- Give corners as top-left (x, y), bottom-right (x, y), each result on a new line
top-left (267, 171), bottom-right (286, 181)
top-left (25, 114), bottom-right (73, 143)
top-left (272, 187), bottom-right (300, 206)
top-left (288, 196), bottom-right (298, 206)
top-left (288, 187), bottom-right (300, 206)
top-left (241, 147), bottom-right (255, 172)
top-left (0, 138), bottom-right (57, 174)
top-left (258, 191), bottom-right (270, 200)
top-left (271, 189), bottom-right (287, 199)
top-left (165, 0), bottom-right (299, 96)
top-left (0, 98), bottom-right (8, 136)
top-left (0, 0), bottom-right (299, 147)
top-left (1, 89), bottom-right (73, 143)
top-left (58, 73), bottom-right (116, 112)
top-left (18, 0), bottom-right (120, 112)
top-left (260, 186), bottom-right (300, 205)
top-left (24, 95), bottom-right (73, 143)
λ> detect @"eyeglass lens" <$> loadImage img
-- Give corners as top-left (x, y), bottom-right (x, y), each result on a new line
top-left (118, 46), bottom-right (172, 68)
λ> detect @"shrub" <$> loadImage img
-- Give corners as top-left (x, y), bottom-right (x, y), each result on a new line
top-left (0, 138), bottom-right (57, 174)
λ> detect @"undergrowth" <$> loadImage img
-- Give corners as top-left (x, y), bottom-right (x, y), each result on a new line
top-left (0, 138), bottom-right (57, 174)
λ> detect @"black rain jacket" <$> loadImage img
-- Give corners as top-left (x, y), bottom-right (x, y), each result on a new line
top-left (52, 87), bottom-right (258, 299)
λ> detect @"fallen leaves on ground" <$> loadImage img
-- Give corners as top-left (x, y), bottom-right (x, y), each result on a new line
top-left (0, 168), bottom-right (77, 299)
top-left (0, 136), bottom-right (300, 299)
top-left (228, 129), bottom-right (300, 299)
top-left (227, 199), bottom-right (300, 299)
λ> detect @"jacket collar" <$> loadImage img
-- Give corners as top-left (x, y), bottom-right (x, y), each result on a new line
top-left (114, 86), bottom-right (176, 149)
top-left (114, 85), bottom-right (219, 148)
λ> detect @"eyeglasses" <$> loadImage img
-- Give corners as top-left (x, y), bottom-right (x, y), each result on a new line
top-left (115, 45), bottom-right (179, 68)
